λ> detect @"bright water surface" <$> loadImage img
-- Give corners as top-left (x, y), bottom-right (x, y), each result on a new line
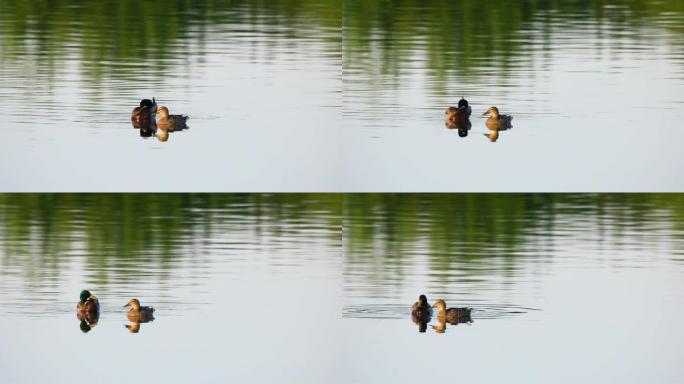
top-left (342, 1), bottom-right (684, 191)
top-left (342, 194), bottom-right (684, 382)
top-left (2, 1), bottom-right (683, 191)
top-left (1, 194), bottom-right (682, 382)
top-left (0, 194), bottom-right (342, 382)
top-left (0, 1), bottom-right (341, 191)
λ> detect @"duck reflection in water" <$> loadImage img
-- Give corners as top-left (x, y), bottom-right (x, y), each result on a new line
top-left (411, 295), bottom-right (433, 333)
top-left (124, 298), bottom-right (155, 334)
top-left (76, 290), bottom-right (99, 333)
top-left (445, 119), bottom-right (472, 137)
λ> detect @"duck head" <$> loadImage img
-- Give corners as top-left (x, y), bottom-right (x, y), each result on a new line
top-left (418, 294), bottom-right (429, 307)
top-left (156, 106), bottom-right (170, 119)
top-left (124, 298), bottom-right (141, 310)
top-left (140, 99), bottom-right (154, 109)
top-left (79, 290), bottom-right (97, 303)
top-left (432, 299), bottom-right (447, 311)
top-left (482, 106), bottom-right (500, 118)
top-left (458, 97), bottom-right (469, 109)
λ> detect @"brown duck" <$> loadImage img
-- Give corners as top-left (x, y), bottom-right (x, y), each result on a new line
top-left (432, 299), bottom-right (472, 324)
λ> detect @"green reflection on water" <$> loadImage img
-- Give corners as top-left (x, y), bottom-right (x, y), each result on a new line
top-left (343, 0), bottom-right (684, 85)
top-left (0, 194), bottom-right (342, 286)
top-left (344, 194), bottom-right (684, 271)
top-left (0, 0), bottom-right (341, 81)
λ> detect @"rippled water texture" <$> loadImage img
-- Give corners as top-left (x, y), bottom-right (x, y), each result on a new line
top-left (0, 1), bottom-right (341, 191)
top-left (2, 1), bottom-right (683, 191)
top-left (1, 194), bottom-right (682, 382)
top-left (342, 0), bottom-right (684, 190)
top-left (342, 194), bottom-right (684, 382)
top-left (0, 194), bottom-right (342, 382)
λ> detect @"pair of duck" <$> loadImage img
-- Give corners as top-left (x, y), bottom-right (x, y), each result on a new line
top-left (445, 98), bottom-right (513, 129)
top-left (131, 97), bottom-right (189, 130)
top-left (76, 290), bottom-right (155, 332)
top-left (411, 294), bottom-right (472, 324)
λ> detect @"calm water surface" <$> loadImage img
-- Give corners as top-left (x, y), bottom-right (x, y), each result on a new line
top-left (342, 1), bottom-right (684, 190)
top-left (0, 1), bottom-right (341, 191)
top-left (342, 194), bottom-right (684, 382)
top-left (0, 194), bottom-right (342, 382)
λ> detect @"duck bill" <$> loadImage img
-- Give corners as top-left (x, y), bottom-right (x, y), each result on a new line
top-left (123, 303), bottom-right (131, 308)
top-left (481, 111), bottom-right (490, 116)
top-left (89, 294), bottom-right (98, 301)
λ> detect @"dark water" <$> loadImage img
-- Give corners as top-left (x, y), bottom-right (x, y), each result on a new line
top-left (342, 0), bottom-right (684, 191)
top-left (0, 194), bottom-right (342, 382)
top-left (342, 194), bottom-right (684, 382)
top-left (0, 1), bottom-right (341, 191)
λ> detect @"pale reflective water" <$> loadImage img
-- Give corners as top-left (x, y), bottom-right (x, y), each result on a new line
top-left (2, 1), bottom-right (683, 191)
top-left (0, 1), bottom-right (341, 191)
top-left (0, 194), bottom-right (342, 382)
top-left (342, 1), bottom-right (684, 191)
top-left (0, 194), bottom-right (683, 382)
top-left (342, 194), bottom-right (684, 382)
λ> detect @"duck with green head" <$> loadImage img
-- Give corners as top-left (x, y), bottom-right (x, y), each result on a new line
top-left (76, 290), bottom-right (100, 332)
top-left (77, 290), bottom-right (99, 314)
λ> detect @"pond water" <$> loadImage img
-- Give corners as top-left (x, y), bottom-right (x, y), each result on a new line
top-left (342, 0), bottom-right (684, 191)
top-left (0, 1), bottom-right (341, 191)
top-left (2, 1), bottom-right (683, 191)
top-left (1, 194), bottom-right (682, 382)
top-left (342, 194), bottom-right (684, 382)
top-left (0, 194), bottom-right (342, 382)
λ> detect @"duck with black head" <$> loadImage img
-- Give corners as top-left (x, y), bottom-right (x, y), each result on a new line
top-left (411, 294), bottom-right (433, 321)
top-left (445, 97), bottom-right (472, 124)
top-left (131, 98), bottom-right (157, 127)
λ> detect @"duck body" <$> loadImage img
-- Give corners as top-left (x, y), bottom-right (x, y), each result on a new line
top-left (411, 294), bottom-right (433, 321)
top-left (156, 106), bottom-right (189, 132)
top-left (76, 290), bottom-right (100, 316)
top-left (482, 106), bottom-right (512, 129)
top-left (124, 298), bottom-right (155, 323)
top-left (445, 97), bottom-right (472, 124)
top-left (432, 299), bottom-right (472, 324)
top-left (131, 106), bottom-right (152, 128)
top-left (76, 290), bottom-right (100, 331)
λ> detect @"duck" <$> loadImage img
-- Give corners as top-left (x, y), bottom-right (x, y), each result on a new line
top-left (411, 294), bottom-right (433, 321)
top-left (76, 290), bottom-right (100, 332)
top-left (124, 298), bottom-right (155, 323)
top-left (131, 107), bottom-right (152, 128)
top-left (482, 106), bottom-right (513, 129)
top-left (445, 97), bottom-right (472, 124)
top-left (156, 106), bottom-right (189, 132)
top-left (431, 299), bottom-right (472, 324)
top-left (76, 289), bottom-right (99, 316)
